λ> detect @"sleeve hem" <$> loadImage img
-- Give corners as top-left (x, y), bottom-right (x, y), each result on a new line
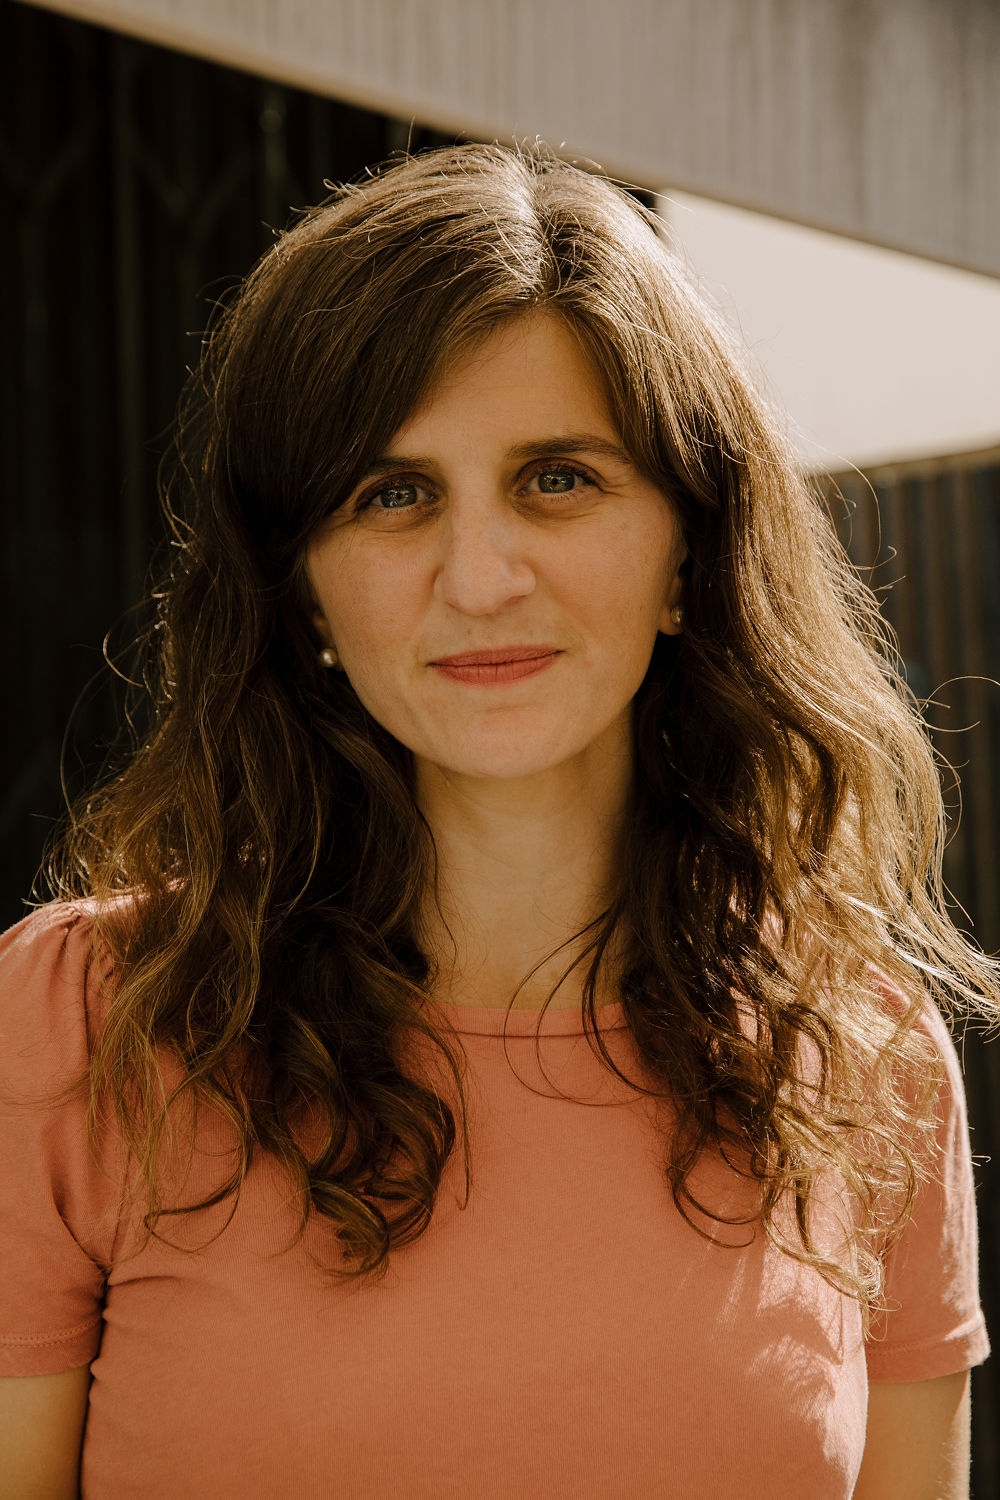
top-left (0, 1317), bottom-right (103, 1377)
top-left (865, 1313), bottom-right (991, 1382)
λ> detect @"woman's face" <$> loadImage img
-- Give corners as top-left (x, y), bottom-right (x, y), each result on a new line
top-left (304, 309), bottom-right (687, 785)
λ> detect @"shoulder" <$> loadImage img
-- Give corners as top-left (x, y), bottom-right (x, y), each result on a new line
top-left (863, 961), bottom-right (963, 1096)
top-left (0, 898), bottom-right (107, 983)
top-left (1, 898), bottom-right (97, 947)
top-left (0, 900), bottom-right (117, 1059)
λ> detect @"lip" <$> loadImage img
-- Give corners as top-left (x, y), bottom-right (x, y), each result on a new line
top-left (430, 645), bottom-right (561, 665)
top-left (432, 654), bottom-right (559, 687)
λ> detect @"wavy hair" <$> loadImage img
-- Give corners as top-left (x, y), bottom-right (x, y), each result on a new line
top-left (34, 141), bottom-right (1000, 1332)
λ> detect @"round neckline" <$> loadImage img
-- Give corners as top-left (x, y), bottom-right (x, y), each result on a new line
top-left (420, 995), bottom-right (630, 1037)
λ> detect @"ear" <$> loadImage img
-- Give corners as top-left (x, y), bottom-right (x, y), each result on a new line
top-left (309, 607), bottom-right (333, 647)
top-left (659, 548), bottom-right (690, 635)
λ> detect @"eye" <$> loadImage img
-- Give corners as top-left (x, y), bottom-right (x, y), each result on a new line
top-left (352, 461), bottom-right (597, 516)
top-left (523, 463), bottom-right (596, 496)
top-left (355, 478), bottom-right (432, 513)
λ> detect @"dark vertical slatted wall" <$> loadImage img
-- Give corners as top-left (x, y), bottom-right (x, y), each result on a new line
top-left (3, 3), bottom-right (997, 1489)
top-left (1, 1), bottom-right (459, 931)
top-left (821, 456), bottom-right (1000, 1493)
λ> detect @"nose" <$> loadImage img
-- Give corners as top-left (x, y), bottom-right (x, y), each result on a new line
top-left (432, 496), bottom-right (539, 615)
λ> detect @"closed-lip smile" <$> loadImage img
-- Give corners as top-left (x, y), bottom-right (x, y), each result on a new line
top-left (431, 645), bottom-right (561, 666)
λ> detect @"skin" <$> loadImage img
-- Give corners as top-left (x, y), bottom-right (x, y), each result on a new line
top-left (854, 1370), bottom-right (971, 1500)
top-left (305, 309), bottom-right (688, 1008)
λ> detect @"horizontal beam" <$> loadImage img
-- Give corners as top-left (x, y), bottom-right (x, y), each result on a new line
top-left (15, 0), bottom-right (1000, 278)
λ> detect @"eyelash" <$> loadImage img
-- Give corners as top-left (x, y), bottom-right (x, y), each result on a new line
top-left (353, 462), bottom-right (598, 514)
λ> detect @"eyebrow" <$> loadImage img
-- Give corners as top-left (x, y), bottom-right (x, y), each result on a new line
top-left (358, 434), bottom-right (635, 478)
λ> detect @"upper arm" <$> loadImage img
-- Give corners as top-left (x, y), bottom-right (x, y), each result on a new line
top-left (852, 1370), bottom-right (971, 1500)
top-left (0, 1364), bottom-right (92, 1500)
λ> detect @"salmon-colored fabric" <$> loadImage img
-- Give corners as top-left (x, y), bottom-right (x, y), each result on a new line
top-left (0, 902), bottom-right (990, 1499)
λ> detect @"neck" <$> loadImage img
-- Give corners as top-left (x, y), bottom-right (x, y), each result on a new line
top-left (412, 740), bottom-right (633, 1010)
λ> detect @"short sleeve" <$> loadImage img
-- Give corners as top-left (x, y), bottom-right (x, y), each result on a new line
top-left (0, 903), bottom-right (122, 1375)
top-left (864, 978), bottom-right (992, 1381)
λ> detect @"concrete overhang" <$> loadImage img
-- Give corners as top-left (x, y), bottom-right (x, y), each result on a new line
top-left (14, 0), bottom-right (1000, 280)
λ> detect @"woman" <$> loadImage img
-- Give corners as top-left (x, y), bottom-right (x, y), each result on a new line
top-left (0, 141), bottom-right (994, 1499)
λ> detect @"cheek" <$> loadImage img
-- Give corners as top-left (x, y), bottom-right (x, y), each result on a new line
top-left (316, 566), bottom-right (416, 664)
top-left (566, 529), bottom-right (666, 615)
top-left (305, 545), bottom-right (368, 634)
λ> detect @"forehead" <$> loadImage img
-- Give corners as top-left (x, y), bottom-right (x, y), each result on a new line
top-left (390, 311), bottom-right (616, 445)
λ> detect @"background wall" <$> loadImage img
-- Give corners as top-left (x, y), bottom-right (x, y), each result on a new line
top-left (660, 191), bottom-right (1000, 473)
top-left (15, 0), bottom-right (1000, 277)
top-left (2, 6), bottom-right (460, 927)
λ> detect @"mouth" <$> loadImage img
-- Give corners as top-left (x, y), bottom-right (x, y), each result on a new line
top-left (430, 652), bottom-right (561, 687)
top-left (430, 645), bottom-right (561, 666)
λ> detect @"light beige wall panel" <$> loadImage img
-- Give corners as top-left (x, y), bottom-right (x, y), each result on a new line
top-left (14, 0), bottom-right (1000, 278)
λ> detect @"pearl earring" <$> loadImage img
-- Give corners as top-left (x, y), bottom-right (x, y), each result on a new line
top-left (670, 606), bottom-right (683, 626)
top-left (318, 647), bottom-right (338, 667)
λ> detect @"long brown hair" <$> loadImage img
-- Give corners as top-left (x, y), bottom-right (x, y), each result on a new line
top-left (32, 141), bottom-right (999, 1329)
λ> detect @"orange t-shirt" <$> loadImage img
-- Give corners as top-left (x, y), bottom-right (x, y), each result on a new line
top-left (0, 902), bottom-right (990, 1499)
